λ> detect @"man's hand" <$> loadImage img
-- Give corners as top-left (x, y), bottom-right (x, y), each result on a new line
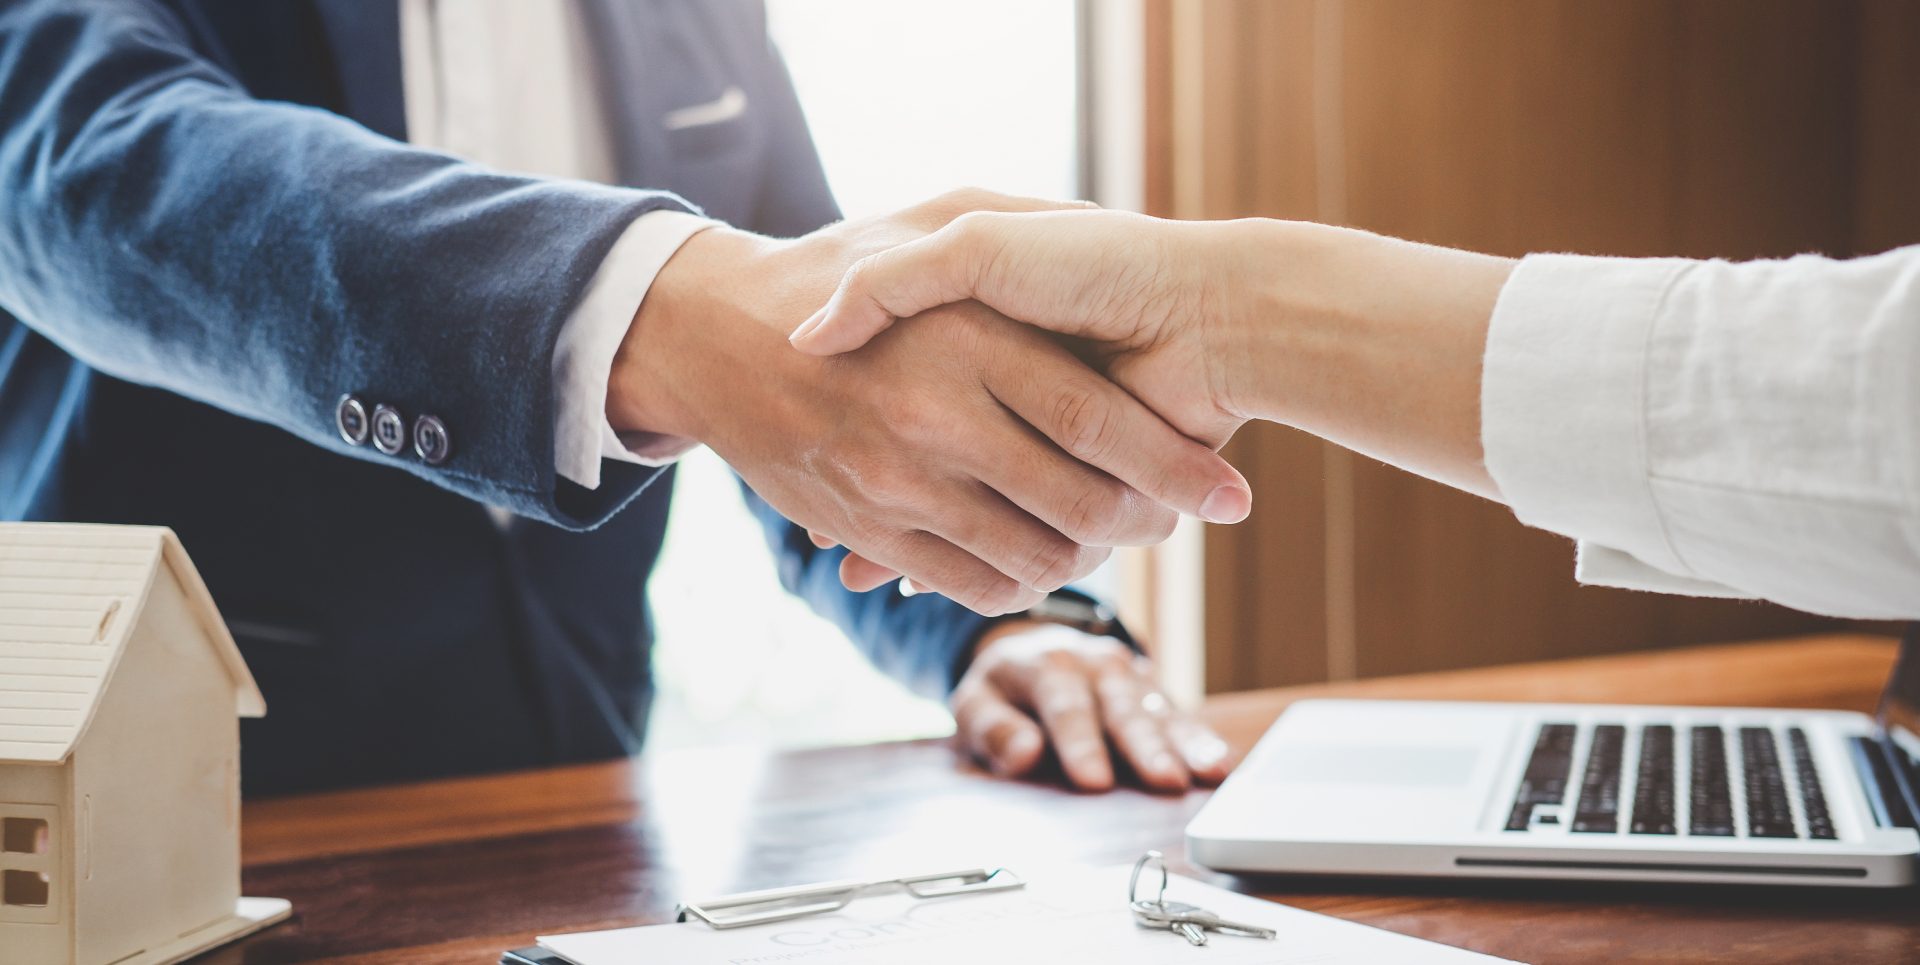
top-left (953, 622), bottom-right (1233, 792)
top-left (608, 191), bottom-right (1251, 615)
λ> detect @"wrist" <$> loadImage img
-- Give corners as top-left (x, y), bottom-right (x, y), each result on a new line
top-left (970, 618), bottom-right (1042, 662)
top-left (606, 225), bottom-right (774, 443)
top-left (1236, 219), bottom-right (1517, 494)
top-left (1213, 220), bottom-right (1368, 422)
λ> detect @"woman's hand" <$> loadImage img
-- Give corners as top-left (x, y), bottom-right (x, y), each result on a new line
top-left (788, 209), bottom-right (1256, 450)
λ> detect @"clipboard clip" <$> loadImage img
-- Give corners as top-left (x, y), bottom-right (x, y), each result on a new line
top-left (675, 867), bottom-right (1026, 929)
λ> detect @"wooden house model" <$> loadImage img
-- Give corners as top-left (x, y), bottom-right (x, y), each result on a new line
top-left (0, 523), bottom-right (288, 964)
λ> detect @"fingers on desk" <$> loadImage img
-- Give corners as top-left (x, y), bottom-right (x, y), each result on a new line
top-left (954, 685), bottom-right (1046, 778)
top-left (1025, 666), bottom-right (1115, 791)
top-left (1094, 666), bottom-right (1192, 793)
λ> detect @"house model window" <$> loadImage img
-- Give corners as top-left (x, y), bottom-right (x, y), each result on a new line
top-left (2, 817), bottom-right (53, 907)
top-left (3, 817), bottom-right (49, 854)
top-left (4, 869), bottom-right (50, 907)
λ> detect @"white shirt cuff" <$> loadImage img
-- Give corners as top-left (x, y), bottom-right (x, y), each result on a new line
top-left (1480, 253), bottom-right (1748, 599)
top-left (1572, 542), bottom-right (1752, 599)
top-left (552, 210), bottom-right (715, 489)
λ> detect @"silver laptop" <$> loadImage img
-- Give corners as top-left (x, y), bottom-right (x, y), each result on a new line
top-left (1186, 628), bottom-right (1920, 887)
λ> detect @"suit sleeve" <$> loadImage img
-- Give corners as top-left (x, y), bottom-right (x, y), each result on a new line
top-left (741, 481), bottom-right (991, 698)
top-left (0, 0), bottom-right (694, 528)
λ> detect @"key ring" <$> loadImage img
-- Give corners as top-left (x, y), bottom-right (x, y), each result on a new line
top-left (1128, 851), bottom-right (1170, 908)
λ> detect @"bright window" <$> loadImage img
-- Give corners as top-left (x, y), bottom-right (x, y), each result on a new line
top-left (645, 1), bottom-right (1082, 751)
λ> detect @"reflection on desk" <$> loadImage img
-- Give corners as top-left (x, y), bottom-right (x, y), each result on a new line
top-left (224, 634), bottom-right (1913, 965)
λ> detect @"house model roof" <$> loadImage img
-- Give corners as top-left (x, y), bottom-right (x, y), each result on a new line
top-left (0, 523), bottom-right (264, 764)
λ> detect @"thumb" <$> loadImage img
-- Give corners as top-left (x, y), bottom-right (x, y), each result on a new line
top-left (788, 222), bottom-right (987, 355)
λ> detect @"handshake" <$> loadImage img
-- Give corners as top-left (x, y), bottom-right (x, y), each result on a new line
top-left (612, 188), bottom-right (1514, 614)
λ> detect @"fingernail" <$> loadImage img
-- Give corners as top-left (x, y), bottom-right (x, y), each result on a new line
top-left (1199, 486), bottom-right (1252, 524)
top-left (1001, 728), bottom-right (1041, 767)
top-left (1186, 735), bottom-right (1229, 765)
top-left (788, 307), bottom-right (827, 344)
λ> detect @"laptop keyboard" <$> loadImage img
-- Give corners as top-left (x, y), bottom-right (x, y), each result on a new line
top-left (1504, 721), bottom-right (1837, 839)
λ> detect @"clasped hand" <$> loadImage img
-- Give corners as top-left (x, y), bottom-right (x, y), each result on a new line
top-left (611, 191), bottom-right (1250, 616)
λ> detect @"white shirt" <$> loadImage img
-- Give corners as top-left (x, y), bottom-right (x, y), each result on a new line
top-left (398, 0), bottom-right (712, 493)
top-left (1481, 245), bottom-right (1920, 619)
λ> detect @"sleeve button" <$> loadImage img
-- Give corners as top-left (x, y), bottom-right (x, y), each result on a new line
top-left (412, 414), bottom-right (452, 465)
top-left (336, 395), bottom-right (370, 446)
top-left (371, 404), bottom-right (408, 455)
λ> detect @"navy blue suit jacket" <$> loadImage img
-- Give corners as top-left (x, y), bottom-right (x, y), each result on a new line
top-left (0, 0), bottom-right (997, 794)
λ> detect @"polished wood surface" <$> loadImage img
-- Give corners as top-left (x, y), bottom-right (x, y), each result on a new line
top-left (1141, 0), bottom-right (1916, 690)
top-left (219, 635), bottom-right (1915, 964)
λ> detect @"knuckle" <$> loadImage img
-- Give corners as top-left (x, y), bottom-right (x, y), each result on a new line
top-left (946, 210), bottom-right (1000, 247)
top-left (973, 576), bottom-right (1030, 616)
top-left (1080, 542), bottom-right (1115, 576)
top-left (1049, 380), bottom-right (1118, 462)
top-left (848, 519), bottom-right (906, 558)
top-left (1137, 501), bottom-right (1178, 544)
top-left (853, 459), bottom-right (917, 510)
top-left (838, 256), bottom-right (878, 296)
top-left (949, 568), bottom-right (1003, 614)
top-left (916, 187), bottom-right (974, 221)
top-left (940, 186), bottom-right (993, 210)
top-left (1019, 534), bottom-right (1082, 591)
top-left (979, 716), bottom-right (1017, 752)
top-left (935, 301), bottom-right (993, 339)
top-left (923, 305), bottom-right (996, 360)
top-left (1060, 479), bottom-right (1128, 545)
top-left (1040, 649), bottom-right (1086, 677)
top-left (888, 389), bottom-right (949, 443)
top-left (1093, 641), bottom-right (1136, 674)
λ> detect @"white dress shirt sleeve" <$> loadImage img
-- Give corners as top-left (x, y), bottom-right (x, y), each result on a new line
top-left (552, 210), bottom-right (715, 489)
top-left (1480, 246), bottom-right (1920, 619)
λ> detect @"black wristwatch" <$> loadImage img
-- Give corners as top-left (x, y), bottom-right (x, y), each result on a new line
top-left (958, 588), bottom-right (1142, 682)
top-left (1006, 588), bottom-right (1141, 651)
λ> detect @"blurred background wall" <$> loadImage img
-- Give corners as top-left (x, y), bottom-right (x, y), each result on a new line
top-left (1135, 0), bottom-right (1920, 692)
top-left (649, 0), bottom-right (1919, 748)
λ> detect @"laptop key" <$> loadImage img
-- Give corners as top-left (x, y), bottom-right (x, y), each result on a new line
top-left (1572, 724), bottom-right (1626, 833)
top-left (1787, 728), bottom-right (1837, 839)
top-left (1741, 727), bottom-right (1797, 838)
top-left (1505, 723), bottom-right (1578, 831)
top-left (1690, 726), bottom-right (1735, 836)
top-left (1629, 724), bottom-right (1676, 834)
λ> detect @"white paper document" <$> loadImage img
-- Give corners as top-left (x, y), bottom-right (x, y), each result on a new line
top-left (536, 865), bottom-right (1518, 964)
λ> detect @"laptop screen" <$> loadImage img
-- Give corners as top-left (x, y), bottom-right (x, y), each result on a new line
top-left (1873, 624), bottom-right (1920, 820)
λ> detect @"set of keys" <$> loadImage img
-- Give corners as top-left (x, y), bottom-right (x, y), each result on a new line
top-left (1128, 851), bottom-right (1278, 947)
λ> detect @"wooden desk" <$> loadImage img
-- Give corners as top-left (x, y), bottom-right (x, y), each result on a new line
top-left (221, 635), bottom-right (1916, 964)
